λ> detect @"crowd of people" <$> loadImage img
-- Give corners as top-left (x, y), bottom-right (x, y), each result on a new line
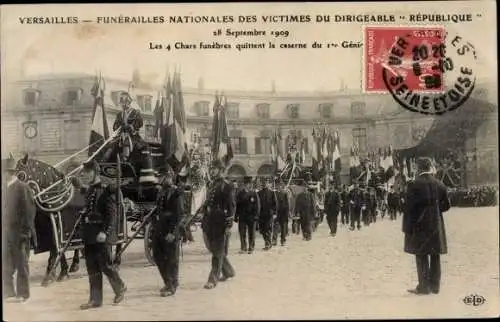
top-left (448, 186), bottom-right (498, 207)
top-left (1, 153), bottom-right (495, 309)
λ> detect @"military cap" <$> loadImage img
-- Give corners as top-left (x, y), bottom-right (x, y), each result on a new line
top-left (82, 159), bottom-right (100, 173)
top-left (416, 157), bottom-right (433, 172)
top-left (243, 176), bottom-right (253, 184)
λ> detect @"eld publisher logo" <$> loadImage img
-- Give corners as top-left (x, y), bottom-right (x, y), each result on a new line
top-left (463, 294), bottom-right (486, 306)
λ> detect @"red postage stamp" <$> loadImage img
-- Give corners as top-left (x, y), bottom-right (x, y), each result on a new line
top-left (364, 26), bottom-right (445, 93)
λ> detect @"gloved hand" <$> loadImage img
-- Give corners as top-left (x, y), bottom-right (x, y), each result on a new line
top-left (96, 232), bottom-right (107, 243)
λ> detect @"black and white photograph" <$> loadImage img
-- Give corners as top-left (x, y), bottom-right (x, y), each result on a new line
top-left (1, 1), bottom-right (498, 320)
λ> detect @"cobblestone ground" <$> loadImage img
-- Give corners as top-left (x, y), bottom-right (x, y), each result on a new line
top-left (3, 207), bottom-right (499, 320)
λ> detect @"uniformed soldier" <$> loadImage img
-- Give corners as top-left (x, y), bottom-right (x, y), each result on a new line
top-left (272, 179), bottom-right (290, 247)
top-left (324, 181), bottom-right (341, 236)
top-left (258, 177), bottom-right (277, 250)
top-left (295, 184), bottom-right (316, 241)
top-left (3, 155), bottom-right (36, 302)
top-left (102, 91), bottom-right (156, 185)
top-left (387, 185), bottom-right (399, 221)
top-left (151, 164), bottom-right (184, 297)
top-left (201, 160), bottom-right (236, 289)
top-left (349, 184), bottom-right (363, 231)
top-left (79, 159), bottom-right (127, 310)
top-left (235, 176), bottom-right (260, 254)
top-left (340, 185), bottom-right (350, 226)
top-left (368, 187), bottom-right (378, 224)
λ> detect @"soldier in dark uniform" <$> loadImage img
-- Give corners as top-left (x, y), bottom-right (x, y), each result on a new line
top-left (387, 185), bottom-right (399, 221)
top-left (324, 182), bottom-right (341, 237)
top-left (272, 179), bottom-right (290, 247)
top-left (201, 160), bottom-right (236, 289)
top-left (3, 156), bottom-right (37, 302)
top-left (151, 164), bottom-right (184, 297)
top-left (340, 185), bottom-right (350, 226)
top-left (79, 160), bottom-right (127, 310)
top-left (258, 177), bottom-right (277, 250)
top-left (235, 176), bottom-right (260, 254)
top-left (361, 187), bottom-right (371, 226)
top-left (403, 157), bottom-right (450, 295)
top-left (368, 188), bottom-right (378, 224)
top-left (102, 91), bottom-right (156, 185)
top-left (295, 185), bottom-right (316, 241)
top-left (349, 184), bottom-right (363, 231)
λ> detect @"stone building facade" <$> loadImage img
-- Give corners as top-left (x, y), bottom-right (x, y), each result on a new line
top-left (1, 73), bottom-right (497, 187)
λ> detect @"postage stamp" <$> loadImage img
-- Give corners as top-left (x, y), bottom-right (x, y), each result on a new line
top-left (364, 26), bottom-right (445, 93)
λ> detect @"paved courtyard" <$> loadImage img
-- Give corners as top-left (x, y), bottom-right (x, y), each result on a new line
top-left (3, 207), bottom-right (499, 320)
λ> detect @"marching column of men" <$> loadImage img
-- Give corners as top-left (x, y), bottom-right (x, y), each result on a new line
top-left (235, 176), bottom-right (260, 254)
top-left (272, 180), bottom-right (290, 247)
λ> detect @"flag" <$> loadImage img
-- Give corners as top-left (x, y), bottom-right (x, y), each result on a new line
top-left (311, 129), bottom-right (319, 181)
top-left (88, 73), bottom-right (110, 157)
top-left (153, 91), bottom-right (164, 139)
top-left (161, 72), bottom-right (187, 171)
top-left (211, 94), bottom-right (221, 156)
top-left (271, 129), bottom-right (285, 171)
top-left (331, 131), bottom-right (341, 172)
top-left (211, 94), bottom-right (233, 166)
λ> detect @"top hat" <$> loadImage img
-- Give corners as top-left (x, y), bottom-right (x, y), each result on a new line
top-left (243, 176), bottom-right (253, 184)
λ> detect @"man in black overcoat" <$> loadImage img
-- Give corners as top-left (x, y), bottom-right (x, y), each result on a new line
top-left (324, 182), bottom-right (341, 236)
top-left (201, 160), bottom-right (236, 289)
top-left (295, 185), bottom-right (316, 241)
top-left (403, 157), bottom-right (450, 295)
top-left (235, 176), bottom-right (260, 254)
top-left (387, 185), bottom-right (399, 221)
top-left (349, 184), bottom-right (363, 231)
top-left (258, 178), bottom-right (277, 250)
top-left (3, 156), bottom-right (37, 302)
top-left (79, 160), bottom-right (127, 309)
top-left (340, 185), bottom-right (350, 226)
top-left (151, 164), bottom-right (184, 296)
top-left (272, 179), bottom-right (290, 247)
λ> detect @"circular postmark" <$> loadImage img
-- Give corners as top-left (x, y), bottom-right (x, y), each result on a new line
top-left (382, 29), bottom-right (477, 115)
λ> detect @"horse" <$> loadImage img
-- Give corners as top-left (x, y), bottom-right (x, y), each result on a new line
top-left (14, 155), bottom-right (84, 286)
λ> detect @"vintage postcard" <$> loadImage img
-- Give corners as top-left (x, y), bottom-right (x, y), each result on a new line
top-left (1, 1), bottom-right (498, 321)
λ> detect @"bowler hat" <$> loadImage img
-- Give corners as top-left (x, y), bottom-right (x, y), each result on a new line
top-left (416, 157), bottom-right (433, 172)
top-left (243, 176), bottom-right (253, 184)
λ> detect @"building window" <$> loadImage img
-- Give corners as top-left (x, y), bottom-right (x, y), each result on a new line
top-left (137, 95), bottom-right (153, 113)
top-left (226, 102), bottom-right (240, 119)
top-left (319, 103), bottom-right (333, 119)
top-left (230, 129), bottom-right (246, 154)
top-left (256, 103), bottom-right (270, 119)
top-left (23, 89), bottom-right (40, 107)
top-left (63, 88), bottom-right (83, 106)
top-left (350, 102), bottom-right (366, 117)
top-left (194, 101), bottom-right (210, 116)
top-left (287, 104), bottom-right (300, 119)
top-left (111, 91), bottom-right (123, 107)
top-left (352, 128), bottom-right (367, 153)
top-left (255, 137), bottom-right (271, 155)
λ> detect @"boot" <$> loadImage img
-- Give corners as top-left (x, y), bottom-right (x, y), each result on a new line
top-left (139, 150), bottom-right (157, 185)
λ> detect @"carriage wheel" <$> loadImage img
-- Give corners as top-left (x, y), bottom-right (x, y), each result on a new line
top-left (143, 222), bottom-right (155, 266)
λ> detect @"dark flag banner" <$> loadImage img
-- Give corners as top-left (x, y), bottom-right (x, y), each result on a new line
top-left (161, 71), bottom-right (187, 172)
top-left (211, 94), bottom-right (233, 167)
top-left (88, 73), bottom-right (110, 158)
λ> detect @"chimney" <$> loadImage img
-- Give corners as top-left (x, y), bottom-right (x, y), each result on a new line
top-left (198, 77), bottom-right (204, 90)
top-left (271, 80), bottom-right (276, 93)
